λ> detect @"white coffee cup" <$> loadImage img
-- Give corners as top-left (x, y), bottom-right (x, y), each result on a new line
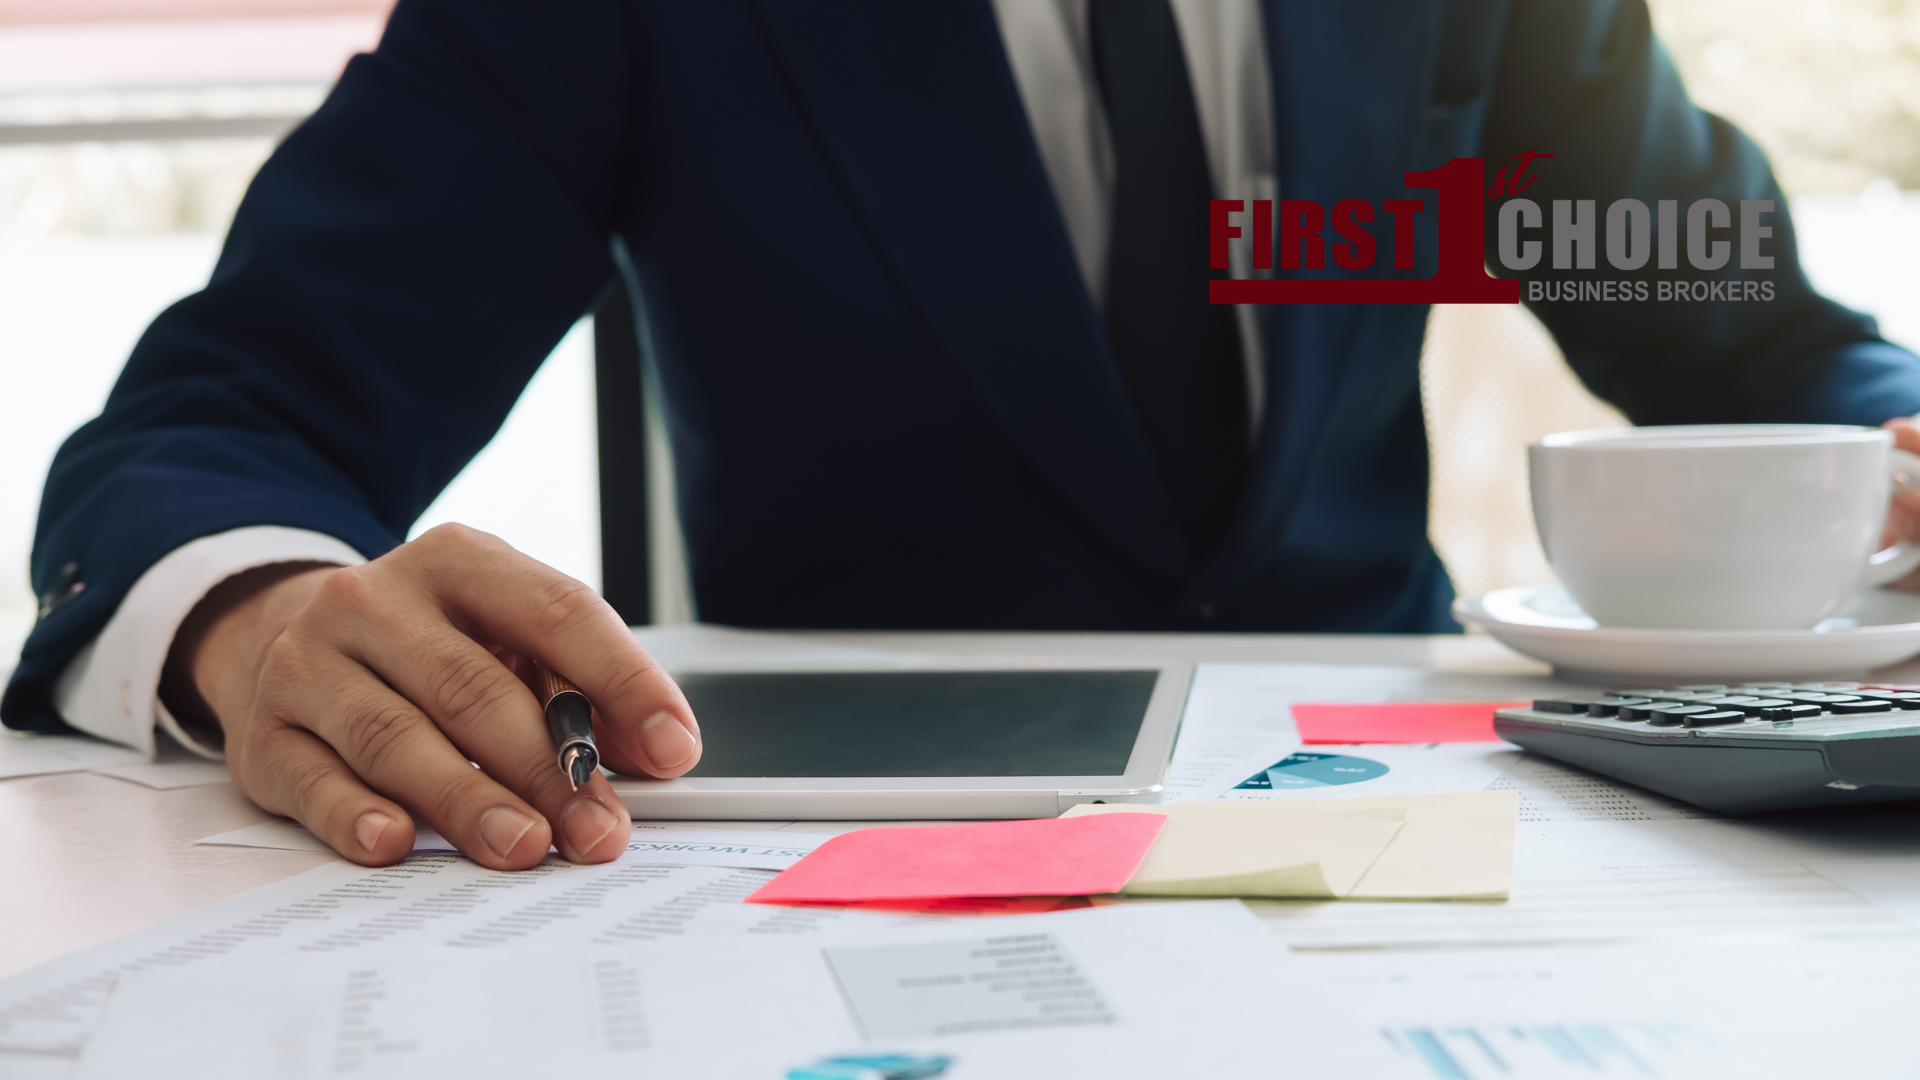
top-left (1529, 425), bottom-right (1920, 630)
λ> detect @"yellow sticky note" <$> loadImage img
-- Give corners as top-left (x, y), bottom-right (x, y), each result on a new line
top-left (1060, 802), bottom-right (1406, 899)
top-left (1321, 790), bottom-right (1518, 900)
top-left (1064, 790), bottom-right (1518, 901)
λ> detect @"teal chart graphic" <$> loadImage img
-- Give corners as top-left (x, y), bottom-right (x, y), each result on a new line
top-left (1386, 1021), bottom-right (1719, 1078)
top-left (1235, 752), bottom-right (1389, 791)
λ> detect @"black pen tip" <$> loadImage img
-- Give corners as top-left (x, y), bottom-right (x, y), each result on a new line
top-left (568, 750), bottom-right (598, 790)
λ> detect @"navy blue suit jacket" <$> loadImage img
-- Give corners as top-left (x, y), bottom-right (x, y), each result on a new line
top-left (9, 0), bottom-right (1920, 732)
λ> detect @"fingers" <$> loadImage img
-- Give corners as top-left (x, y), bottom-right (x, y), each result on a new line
top-left (1880, 422), bottom-right (1920, 565)
top-left (395, 525), bottom-right (703, 779)
top-left (229, 723), bottom-right (416, 866)
top-left (254, 647), bottom-right (557, 870)
top-left (344, 612), bottom-right (632, 862)
top-left (1883, 424), bottom-right (1920, 590)
top-left (211, 522), bottom-right (677, 870)
top-left (1887, 417), bottom-right (1920, 457)
top-left (1893, 490), bottom-right (1920, 537)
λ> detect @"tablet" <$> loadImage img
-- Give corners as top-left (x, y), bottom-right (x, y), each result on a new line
top-left (608, 662), bottom-right (1191, 820)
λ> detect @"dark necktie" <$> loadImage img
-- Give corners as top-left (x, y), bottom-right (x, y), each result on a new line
top-left (1091, 0), bottom-right (1250, 559)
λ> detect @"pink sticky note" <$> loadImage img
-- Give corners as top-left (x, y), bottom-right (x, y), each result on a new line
top-left (1291, 701), bottom-right (1529, 744)
top-left (744, 814), bottom-right (1167, 905)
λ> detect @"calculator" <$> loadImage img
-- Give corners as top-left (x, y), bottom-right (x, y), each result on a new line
top-left (1493, 684), bottom-right (1920, 815)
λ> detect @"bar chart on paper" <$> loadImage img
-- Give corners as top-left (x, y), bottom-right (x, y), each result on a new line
top-left (1385, 1021), bottom-right (1719, 1078)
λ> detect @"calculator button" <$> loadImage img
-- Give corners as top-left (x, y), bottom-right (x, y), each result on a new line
top-left (1829, 699), bottom-right (1895, 714)
top-left (1759, 704), bottom-right (1823, 721)
top-left (1706, 698), bottom-right (1788, 716)
top-left (1768, 692), bottom-right (1831, 705)
top-left (1533, 697), bottom-right (1603, 714)
top-left (1852, 692), bottom-right (1920, 709)
top-left (1648, 705), bottom-right (1716, 726)
top-left (1587, 697), bottom-right (1652, 717)
top-left (1620, 702), bottom-right (1685, 721)
top-left (1683, 710), bottom-right (1748, 728)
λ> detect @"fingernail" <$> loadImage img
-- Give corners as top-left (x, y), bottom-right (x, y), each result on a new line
top-left (639, 711), bottom-right (697, 770)
top-left (354, 811), bottom-right (393, 855)
top-left (478, 806), bottom-right (538, 861)
top-left (561, 796), bottom-right (627, 859)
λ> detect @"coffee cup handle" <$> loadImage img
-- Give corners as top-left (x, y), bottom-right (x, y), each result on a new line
top-left (1863, 448), bottom-right (1920, 588)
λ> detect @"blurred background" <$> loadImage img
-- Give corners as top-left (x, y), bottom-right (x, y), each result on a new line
top-left (3, 0), bottom-right (1919, 667)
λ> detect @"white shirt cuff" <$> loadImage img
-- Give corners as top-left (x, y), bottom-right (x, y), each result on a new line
top-left (51, 526), bottom-right (368, 759)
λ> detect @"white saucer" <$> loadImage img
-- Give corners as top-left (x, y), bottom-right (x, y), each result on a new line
top-left (1453, 584), bottom-right (1920, 682)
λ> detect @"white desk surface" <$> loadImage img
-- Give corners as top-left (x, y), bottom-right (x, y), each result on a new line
top-left (10, 627), bottom-right (1920, 988)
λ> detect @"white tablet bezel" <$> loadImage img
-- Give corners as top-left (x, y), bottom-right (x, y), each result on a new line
top-left (608, 660), bottom-right (1192, 820)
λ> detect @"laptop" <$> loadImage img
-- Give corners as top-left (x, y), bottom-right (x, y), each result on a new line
top-left (608, 661), bottom-right (1191, 820)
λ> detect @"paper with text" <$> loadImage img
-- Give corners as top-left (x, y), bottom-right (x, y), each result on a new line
top-left (68, 903), bottom-right (1374, 1080)
top-left (0, 851), bottom-right (907, 1060)
top-left (196, 822), bottom-right (823, 869)
top-left (825, 932), bottom-right (1115, 1039)
top-left (1165, 663), bottom-right (1579, 802)
top-left (1300, 939), bottom-right (1920, 1079)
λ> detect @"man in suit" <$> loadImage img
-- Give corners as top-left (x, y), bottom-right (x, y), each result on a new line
top-left (9, 0), bottom-right (1920, 868)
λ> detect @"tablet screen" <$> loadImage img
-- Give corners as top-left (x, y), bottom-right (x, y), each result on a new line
top-left (675, 670), bottom-right (1160, 777)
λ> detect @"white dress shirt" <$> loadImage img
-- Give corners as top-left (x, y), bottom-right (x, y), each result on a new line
top-left (992, 0), bottom-right (1274, 416)
top-left (52, 1), bottom-right (1276, 757)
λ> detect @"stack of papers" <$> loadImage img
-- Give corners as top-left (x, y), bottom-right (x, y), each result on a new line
top-left (63, 901), bottom-right (1374, 1079)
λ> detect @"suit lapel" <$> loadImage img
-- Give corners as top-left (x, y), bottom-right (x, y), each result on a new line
top-left (753, 0), bottom-right (1191, 579)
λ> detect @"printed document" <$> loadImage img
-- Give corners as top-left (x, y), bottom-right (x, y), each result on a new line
top-left (70, 902), bottom-right (1374, 1080)
top-left (0, 843), bottom-right (863, 1061)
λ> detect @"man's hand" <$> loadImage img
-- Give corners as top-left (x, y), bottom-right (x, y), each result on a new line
top-left (1884, 418), bottom-right (1920, 591)
top-left (161, 524), bottom-right (701, 870)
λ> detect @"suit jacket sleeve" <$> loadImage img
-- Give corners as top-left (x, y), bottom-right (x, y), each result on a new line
top-left (1478, 0), bottom-right (1920, 426)
top-left (2, 0), bottom-right (629, 732)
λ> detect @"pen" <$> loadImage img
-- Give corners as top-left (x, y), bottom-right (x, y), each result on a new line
top-left (530, 660), bottom-right (600, 790)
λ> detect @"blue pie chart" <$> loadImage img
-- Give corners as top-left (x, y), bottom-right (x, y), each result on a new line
top-left (1235, 752), bottom-right (1389, 790)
